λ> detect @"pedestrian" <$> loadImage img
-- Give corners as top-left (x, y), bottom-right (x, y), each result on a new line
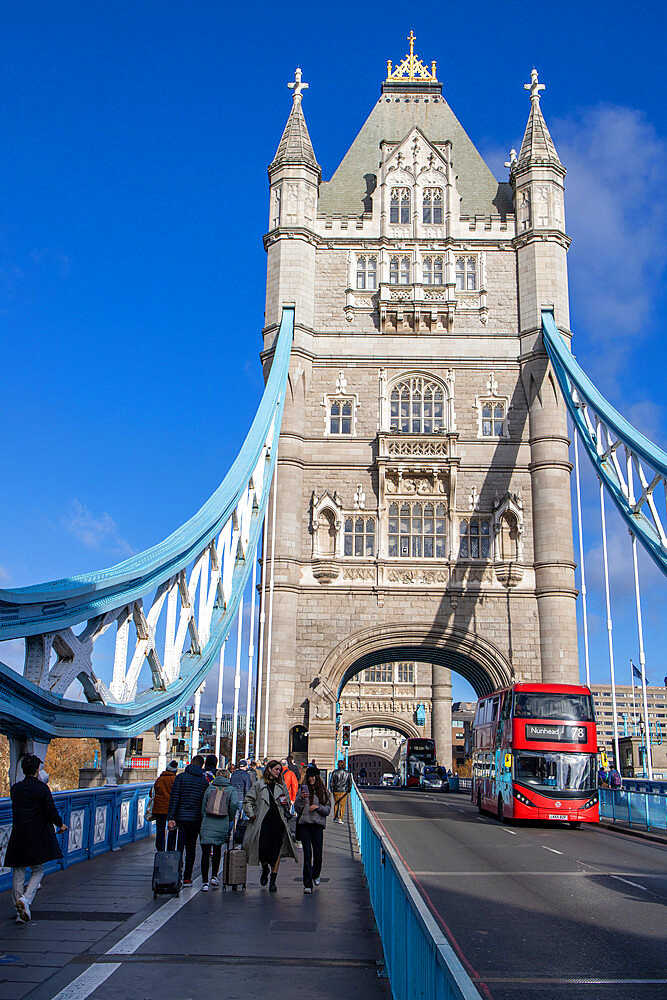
top-left (199, 769), bottom-right (238, 891)
top-left (329, 759), bottom-right (352, 823)
top-left (242, 759), bottom-right (297, 892)
top-left (6, 754), bottom-right (68, 923)
top-left (230, 759), bottom-right (253, 799)
top-left (167, 754), bottom-right (209, 886)
top-left (287, 755), bottom-right (300, 782)
top-left (597, 765), bottom-right (609, 788)
top-left (295, 766), bottom-right (330, 893)
top-left (280, 758), bottom-right (298, 804)
top-left (151, 760), bottom-right (179, 851)
top-left (204, 754), bottom-right (218, 783)
top-left (608, 766), bottom-right (622, 789)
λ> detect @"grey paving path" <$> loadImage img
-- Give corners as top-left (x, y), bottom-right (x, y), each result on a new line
top-left (1, 816), bottom-right (390, 1000)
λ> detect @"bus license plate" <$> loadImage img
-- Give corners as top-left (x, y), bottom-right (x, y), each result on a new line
top-left (549, 814), bottom-right (567, 820)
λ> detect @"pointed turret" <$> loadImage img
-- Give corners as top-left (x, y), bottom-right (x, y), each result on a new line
top-left (516, 69), bottom-right (562, 167)
top-left (269, 67), bottom-right (320, 176)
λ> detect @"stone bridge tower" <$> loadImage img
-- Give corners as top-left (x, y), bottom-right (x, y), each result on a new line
top-left (260, 39), bottom-right (578, 767)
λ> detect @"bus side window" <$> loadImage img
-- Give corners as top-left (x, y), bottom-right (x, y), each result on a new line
top-left (492, 697), bottom-right (500, 720)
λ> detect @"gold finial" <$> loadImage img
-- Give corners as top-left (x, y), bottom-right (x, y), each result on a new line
top-left (385, 32), bottom-right (438, 84)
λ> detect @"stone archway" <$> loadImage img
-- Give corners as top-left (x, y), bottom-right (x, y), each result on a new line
top-left (307, 622), bottom-right (512, 767)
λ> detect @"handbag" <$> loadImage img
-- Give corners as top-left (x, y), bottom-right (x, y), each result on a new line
top-left (145, 787), bottom-right (155, 823)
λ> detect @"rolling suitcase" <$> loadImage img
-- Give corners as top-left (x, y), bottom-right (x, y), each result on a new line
top-left (223, 814), bottom-right (247, 891)
top-left (152, 850), bottom-right (182, 899)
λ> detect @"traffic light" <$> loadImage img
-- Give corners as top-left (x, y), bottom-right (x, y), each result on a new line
top-left (341, 724), bottom-right (351, 747)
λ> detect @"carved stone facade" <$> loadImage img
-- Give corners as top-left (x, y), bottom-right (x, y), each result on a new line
top-left (259, 49), bottom-right (578, 767)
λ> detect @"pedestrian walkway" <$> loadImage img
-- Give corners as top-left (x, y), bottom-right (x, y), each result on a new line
top-left (1, 815), bottom-right (390, 1000)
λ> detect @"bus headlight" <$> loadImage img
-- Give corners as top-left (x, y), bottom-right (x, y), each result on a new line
top-left (581, 794), bottom-right (598, 810)
top-left (513, 789), bottom-right (536, 807)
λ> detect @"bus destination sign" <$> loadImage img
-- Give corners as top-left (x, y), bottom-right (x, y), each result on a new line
top-left (525, 724), bottom-right (587, 743)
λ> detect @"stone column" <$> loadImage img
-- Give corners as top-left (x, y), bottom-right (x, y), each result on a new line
top-left (431, 664), bottom-right (452, 769)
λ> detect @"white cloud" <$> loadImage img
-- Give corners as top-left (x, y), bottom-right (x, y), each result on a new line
top-left (63, 499), bottom-right (135, 556)
top-left (554, 104), bottom-right (667, 387)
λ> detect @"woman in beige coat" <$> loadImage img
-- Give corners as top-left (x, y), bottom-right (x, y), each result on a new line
top-left (242, 759), bottom-right (297, 892)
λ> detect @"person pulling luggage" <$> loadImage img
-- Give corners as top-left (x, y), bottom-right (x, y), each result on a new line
top-left (167, 754), bottom-right (209, 885)
top-left (199, 768), bottom-right (238, 891)
top-left (151, 760), bottom-right (178, 851)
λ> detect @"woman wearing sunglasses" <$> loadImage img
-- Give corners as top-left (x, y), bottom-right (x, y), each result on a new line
top-left (242, 759), bottom-right (297, 892)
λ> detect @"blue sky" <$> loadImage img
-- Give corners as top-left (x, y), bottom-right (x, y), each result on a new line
top-left (1, 1), bottom-right (666, 713)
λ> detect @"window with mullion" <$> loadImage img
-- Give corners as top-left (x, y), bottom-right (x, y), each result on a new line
top-left (388, 501), bottom-right (447, 558)
top-left (390, 187), bottom-right (411, 225)
top-left (356, 255), bottom-right (377, 290)
top-left (459, 518), bottom-right (490, 558)
top-left (330, 398), bottom-right (353, 434)
top-left (455, 255), bottom-right (477, 291)
top-left (389, 377), bottom-right (445, 433)
top-left (422, 188), bottom-right (443, 225)
top-left (481, 402), bottom-right (505, 437)
top-left (422, 256), bottom-right (443, 285)
top-left (344, 515), bottom-right (375, 556)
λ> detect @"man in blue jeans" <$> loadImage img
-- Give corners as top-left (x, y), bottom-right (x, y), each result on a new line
top-left (167, 755), bottom-right (209, 885)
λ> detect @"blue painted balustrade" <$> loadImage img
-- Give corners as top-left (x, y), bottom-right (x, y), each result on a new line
top-left (0, 782), bottom-right (154, 892)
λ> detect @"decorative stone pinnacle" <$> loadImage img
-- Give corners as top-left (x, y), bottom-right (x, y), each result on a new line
top-left (288, 66), bottom-right (309, 103)
top-left (504, 148), bottom-right (517, 169)
top-left (386, 31), bottom-right (438, 83)
top-left (524, 68), bottom-right (545, 103)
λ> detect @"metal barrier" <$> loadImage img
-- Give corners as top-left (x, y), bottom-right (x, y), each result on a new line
top-left (599, 787), bottom-right (667, 832)
top-left (0, 782), bottom-right (154, 892)
top-left (350, 782), bottom-right (478, 1000)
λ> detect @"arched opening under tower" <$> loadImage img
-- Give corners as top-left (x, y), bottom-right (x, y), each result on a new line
top-left (308, 623), bottom-right (511, 769)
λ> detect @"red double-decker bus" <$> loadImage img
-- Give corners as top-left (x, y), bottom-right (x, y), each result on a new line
top-left (395, 737), bottom-right (436, 787)
top-left (471, 683), bottom-right (599, 827)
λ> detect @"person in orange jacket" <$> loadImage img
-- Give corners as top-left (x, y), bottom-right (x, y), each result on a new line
top-left (151, 761), bottom-right (178, 851)
top-left (280, 759), bottom-right (298, 803)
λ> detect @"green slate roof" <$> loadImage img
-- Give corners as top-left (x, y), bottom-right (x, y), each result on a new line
top-left (318, 92), bottom-right (512, 219)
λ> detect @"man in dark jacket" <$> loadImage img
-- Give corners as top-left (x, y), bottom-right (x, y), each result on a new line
top-left (6, 754), bottom-right (68, 923)
top-left (329, 760), bottom-right (352, 823)
top-left (230, 760), bottom-right (253, 799)
top-left (167, 755), bottom-right (208, 884)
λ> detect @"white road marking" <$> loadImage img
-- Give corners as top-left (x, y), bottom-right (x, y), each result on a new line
top-left (610, 875), bottom-right (650, 892)
top-left (504, 829), bottom-right (517, 835)
top-left (51, 879), bottom-right (202, 999)
top-left (542, 846), bottom-right (563, 855)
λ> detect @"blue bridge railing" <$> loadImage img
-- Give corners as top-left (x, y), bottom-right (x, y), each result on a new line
top-left (600, 784), bottom-right (667, 832)
top-left (350, 781), bottom-right (479, 1000)
top-left (0, 782), bottom-right (154, 892)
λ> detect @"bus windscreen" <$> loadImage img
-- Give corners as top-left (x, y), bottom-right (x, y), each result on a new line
top-left (513, 692), bottom-right (594, 722)
top-left (514, 751), bottom-right (596, 793)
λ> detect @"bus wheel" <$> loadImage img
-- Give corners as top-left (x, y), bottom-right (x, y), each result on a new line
top-left (477, 790), bottom-right (482, 814)
top-left (570, 821), bottom-right (581, 829)
top-left (497, 795), bottom-right (505, 823)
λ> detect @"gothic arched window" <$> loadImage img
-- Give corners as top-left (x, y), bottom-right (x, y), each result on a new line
top-left (422, 256), bottom-right (444, 285)
top-left (422, 188), bottom-right (443, 225)
top-left (388, 501), bottom-right (447, 558)
top-left (482, 402), bottom-right (505, 437)
top-left (390, 187), bottom-right (411, 224)
top-left (344, 515), bottom-right (376, 556)
top-left (356, 255), bottom-right (377, 290)
top-left (389, 256), bottom-right (411, 285)
top-left (455, 255), bottom-right (477, 291)
top-left (459, 518), bottom-right (490, 559)
top-left (390, 376), bottom-right (446, 433)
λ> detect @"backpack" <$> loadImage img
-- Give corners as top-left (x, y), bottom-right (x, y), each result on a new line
top-left (609, 769), bottom-right (622, 789)
top-left (206, 786), bottom-right (230, 817)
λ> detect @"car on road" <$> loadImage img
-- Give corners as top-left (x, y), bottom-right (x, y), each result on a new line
top-left (418, 765), bottom-right (450, 792)
top-left (381, 773), bottom-right (395, 787)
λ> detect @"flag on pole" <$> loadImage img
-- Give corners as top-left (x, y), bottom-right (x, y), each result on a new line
top-left (631, 661), bottom-right (642, 682)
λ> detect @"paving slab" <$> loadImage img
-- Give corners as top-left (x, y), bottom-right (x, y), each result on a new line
top-left (2, 816), bottom-right (390, 1000)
